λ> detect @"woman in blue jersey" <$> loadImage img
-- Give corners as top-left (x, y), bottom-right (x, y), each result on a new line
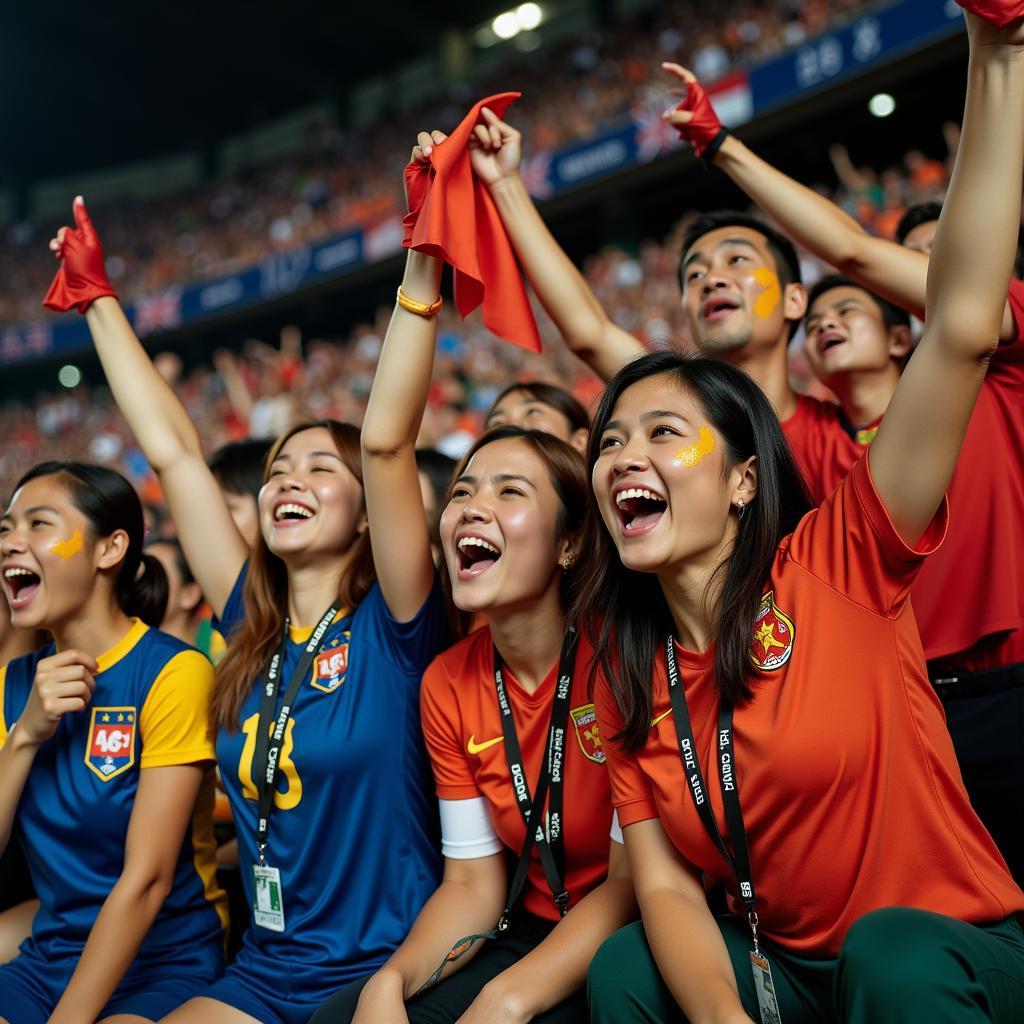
top-left (0, 461), bottom-right (228, 1024)
top-left (42, 197), bottom-right (448, 1024)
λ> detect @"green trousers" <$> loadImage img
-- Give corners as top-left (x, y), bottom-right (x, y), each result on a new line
top-left (588, 908), bottom-right (1024, 1023)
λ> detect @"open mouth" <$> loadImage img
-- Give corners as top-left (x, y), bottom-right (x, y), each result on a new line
top-left (818, 331), bottom-right (846, 354)
top-left (703, 296), bottom-right (740, 321)
top-left (273, 502), bottom-right (315, 526)
top-left (456, 536), bottom-right (502, 579)
top-left (4, 567), bottom-right (41, 609)
top-left (614, 487), bottom-right (667, 535)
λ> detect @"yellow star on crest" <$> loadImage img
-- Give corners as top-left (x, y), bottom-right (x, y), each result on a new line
top-left (101, 713), bottom-right (111, 722)
top-left (754, 621), bottom-right (786, 656)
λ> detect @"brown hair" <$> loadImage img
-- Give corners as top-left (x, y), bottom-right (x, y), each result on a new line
top-left (212, 420), bottom-right (376, 732)
top-left (445, 426), bottom-right (588, 631)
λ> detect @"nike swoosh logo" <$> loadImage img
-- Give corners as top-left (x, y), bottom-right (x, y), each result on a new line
top-left (467, 734), bottom-right (505, 755)
top-left (650, 709), bottom-right (672, 728)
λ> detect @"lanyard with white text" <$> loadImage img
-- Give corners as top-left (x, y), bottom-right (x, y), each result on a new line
top-left (494, 624), bottom-right (579, 928)
top-left (664, 635), bottom-right (761, 950)
top-left (251, 604), bottom-right (339, 864)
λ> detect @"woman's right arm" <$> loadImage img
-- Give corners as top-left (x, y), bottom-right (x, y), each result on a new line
top-left (352, 854), bottom-right (507, 1023)
top-left (625, 818), bottom-right (751, 1024)
top-left (470, 110), bottom-right (646, 382)
top-left (44, 199), bottom-right (248, 618)
top-left (0, 651), bottom-right (95, 854)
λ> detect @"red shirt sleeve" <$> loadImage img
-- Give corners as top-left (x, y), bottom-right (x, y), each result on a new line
top-left (420, 658), bottom-right (480, 800)
top-left (785, 456), bottom-right (948, 618)
top-left (593, 672), bottom-right (659, 828)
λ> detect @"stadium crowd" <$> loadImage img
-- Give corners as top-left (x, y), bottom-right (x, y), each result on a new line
top-left (0, 0), bottom-right (868, 326)
top-left (0, 130), bottom-right (951, 505)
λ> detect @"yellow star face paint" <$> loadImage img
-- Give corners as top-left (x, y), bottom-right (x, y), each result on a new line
top-left (676, 426), bottom-right (715, 468)
top-left (753, 268), bottom-right (781, 318)
top-left (49, 529), bottom-right (84, 560)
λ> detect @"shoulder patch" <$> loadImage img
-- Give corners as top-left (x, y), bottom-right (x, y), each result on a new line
top-left (749, 590), bottom-right (795, 672)
top-left (570, 703), bottom-right (606, 764)
top-left (85, 707), bottom-right (137, 781)
top-left (310, 631), bottom-right (351, 694)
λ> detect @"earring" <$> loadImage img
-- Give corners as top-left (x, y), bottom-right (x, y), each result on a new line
top-left (561, 552), bottom-right (575, 570)
top-left (736, 499), bottom-right (746, 521)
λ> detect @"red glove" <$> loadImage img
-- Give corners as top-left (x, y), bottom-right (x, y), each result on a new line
top-left (42, 197), bottom-right (118, 314)
top-left (402, 160), bottom-right (432, 247)
top-left (662, 63), bottom-right (728, 161)
top-left (956, 0), bottom-right (1024, 27)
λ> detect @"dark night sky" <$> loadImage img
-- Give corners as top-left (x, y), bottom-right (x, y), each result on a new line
top-left (0, 1), bottom-right (508, 182)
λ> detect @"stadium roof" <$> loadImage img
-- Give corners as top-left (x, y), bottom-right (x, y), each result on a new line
top-left (1, 0), bottom-right (509, 183)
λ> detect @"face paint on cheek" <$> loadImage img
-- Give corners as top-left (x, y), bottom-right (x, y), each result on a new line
top-left (753, 268), bottom-right (781, 319)
top-left (676, 427), bottom-right (716, 468)
top-left (49, 529), bottom-right (84, 560)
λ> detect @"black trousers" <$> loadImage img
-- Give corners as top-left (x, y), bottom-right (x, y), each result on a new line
top-left (936, 663), bottom-right (1024, 883)
top-left (309, 912), bottom-right (588, 1024)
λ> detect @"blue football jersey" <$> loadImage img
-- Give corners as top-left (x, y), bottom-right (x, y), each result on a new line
top-left (0, 620), bottom-right (228, 959)
top-left (215, 569), bottom-right (446, 999)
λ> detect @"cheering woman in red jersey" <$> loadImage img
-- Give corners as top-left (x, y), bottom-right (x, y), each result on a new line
top-left (310, 129), bottom-right (635, 1024)
top-left (581, 12), bottom-right (1024, 1023)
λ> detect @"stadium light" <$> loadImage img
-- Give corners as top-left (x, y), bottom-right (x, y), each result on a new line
top-left (868, 93), bottom-right (896, 118)
top-left (58, 364), bottom-right (82, 389)
top-left (493, 11), bottom-right (521, 40)
top-left (517, 3), bottom-right (543, 30)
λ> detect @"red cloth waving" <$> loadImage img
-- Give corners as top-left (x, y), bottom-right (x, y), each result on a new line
top-left (405, 93), bottom-right (542, 352)
top-left (43, 197), bottom-right (118, 314)
top-left (957, 0), bottom-right (1024, 26)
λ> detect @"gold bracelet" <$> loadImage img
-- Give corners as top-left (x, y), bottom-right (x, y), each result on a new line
top-left (396, 287), bottom-right (443, 318)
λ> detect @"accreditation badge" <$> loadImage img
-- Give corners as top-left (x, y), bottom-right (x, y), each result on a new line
top-left (252, 864), bottom-right (286, 932)
top-left (750, 950), bottom-right (782, 1024)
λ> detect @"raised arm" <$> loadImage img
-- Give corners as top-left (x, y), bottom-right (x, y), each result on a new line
top-left (869, 12), bottom-right (1024, 543)
top-left (44, 199), bottom-right (247, 618)
top-left (470, 109), bottom-right (645, 382)
top-left (360, 133), bottom-right (446, 622)
top-left (664, 62), bottom-right (1019, 341)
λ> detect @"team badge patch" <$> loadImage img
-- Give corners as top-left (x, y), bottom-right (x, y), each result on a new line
top-left (570, 703), bottom-right (605, 764)
top-left (311, 632), bottom-right (351, 693)
top-left (749, 590), bottom-right (795, 671)
top-left (85, 707), bottom-right (137, 782)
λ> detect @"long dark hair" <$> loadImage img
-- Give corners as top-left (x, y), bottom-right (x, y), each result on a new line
top-left (13, 462), bottom-right (168, 626)
top-left (213, 420), bottom-right (376, 732)
top-left (573, 353), bottom-right (811, 752)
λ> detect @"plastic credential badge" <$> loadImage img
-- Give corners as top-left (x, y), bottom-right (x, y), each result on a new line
top-left (253, 864), bottom-right (285, 932)
top-left (751, 949), bottom-right (782, 1024)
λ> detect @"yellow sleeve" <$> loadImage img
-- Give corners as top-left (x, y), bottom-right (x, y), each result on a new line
top-left (139, 649), bottom-right (216, 768)
top-left (0, 665), bottom-right (8, 746)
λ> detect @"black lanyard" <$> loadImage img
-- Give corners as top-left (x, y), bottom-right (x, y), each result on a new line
top-left (665, 635), bottom-right (762, 950)
top-left (251, 604), bottom-right (339, 864)
top-left (494, 625), bottom-right (580, 929)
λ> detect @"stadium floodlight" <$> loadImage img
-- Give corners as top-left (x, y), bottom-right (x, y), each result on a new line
top-left (58, 364), bottom-right (82, 389)
top-left (516, 3), bottom-right (543, 30)
top-left (493, 11), bottom-right (521, 39)
top-left (868, 93), bottom-right (896, 118)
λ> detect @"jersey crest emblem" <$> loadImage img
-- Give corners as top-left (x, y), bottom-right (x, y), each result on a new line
top-left (311, 632), bottom-right (350, 693)
top-left (749, 590), bottom-right (795, 671)
top-left (570, 703), bottom-right (605, 764)
top-left (85, 707), bottom-right (137, 782)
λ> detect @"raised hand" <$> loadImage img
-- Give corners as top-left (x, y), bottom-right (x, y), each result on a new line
top-left (660, 63), bottom-right (727, 160)
top-left (43, 196), bottom-right (118, 314)
top-left (403, 130), bottom-right (448, 246)
top-left (957, 1), bottom-right (1024, 30)
top-left (18, 649), bottom-right (97, 746)
top-left (468, 107), bottom-right (522, 188)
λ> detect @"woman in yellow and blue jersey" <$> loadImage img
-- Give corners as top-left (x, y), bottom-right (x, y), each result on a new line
top-left (0, 461), bottom-right (228, 1024)
top-left (43, 197), bottom-right (449, 1024)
